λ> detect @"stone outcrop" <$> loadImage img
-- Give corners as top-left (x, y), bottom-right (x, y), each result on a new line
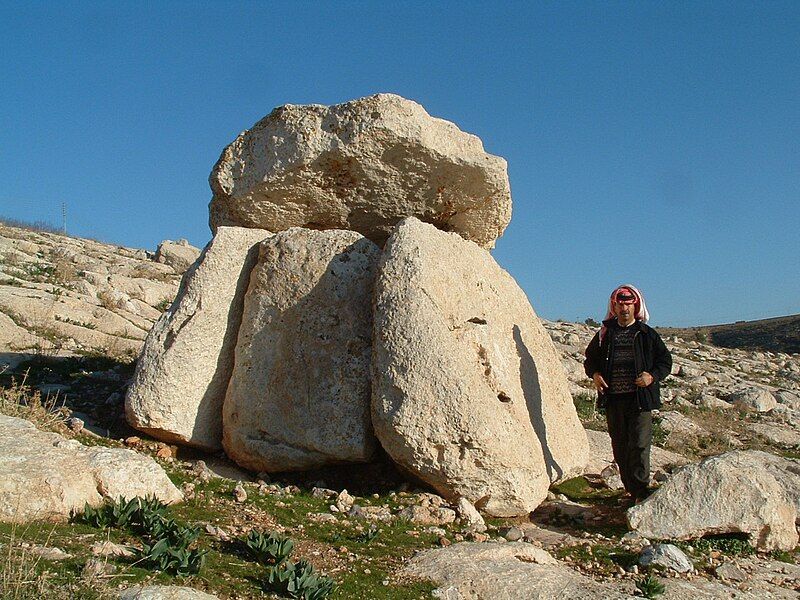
top-left (119, 587), bottom-right (219, 600)
top-left (371, 218), bottom-right (588, 516)
top-left (208, 94), bottom-right (511, 249)
top-left (627, 450), bottom-right (798, 551)
top-left (126, 227), bottom-right (271, 450)
top-left (402, 542), bottom-right (633, 599)
top-left (0, 414), bottom-right (182, 523)
top-left (728, 386), bottom-right (777, 412)
top-left (223, 228), bottom-right (379, 472)
top-left (154, 239), bottom-right (201, 272)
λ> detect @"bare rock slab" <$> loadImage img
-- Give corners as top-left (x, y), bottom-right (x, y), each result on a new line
top-left (0, 414), bottom-right (182, 523)
top-left (126, 226), bottom-right (271, 451)
top-left (119, 587), bottom-right (219, 600)
top-left (627, 450), bottom-right (798, 551)
top-left (209, 93), bottom-right (511, 248)
top-left (223, 228), bottom-right (380, 472)
top-left (154, 239), bottom-right (201, 273)
top-left (402, 542), bottom-right (633, 599)
top-left (372, 218), bottom-right (588, 517)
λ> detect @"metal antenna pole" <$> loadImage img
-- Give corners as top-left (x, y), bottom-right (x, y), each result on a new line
top-left (62, 202), bottom-right (67, 235)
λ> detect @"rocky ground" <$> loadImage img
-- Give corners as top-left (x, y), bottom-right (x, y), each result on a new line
top-left (0, 221), bottom-right (798, 599)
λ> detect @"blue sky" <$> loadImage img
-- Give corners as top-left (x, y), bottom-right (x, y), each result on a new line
top-left (1, 1), bottom-right (798, 327)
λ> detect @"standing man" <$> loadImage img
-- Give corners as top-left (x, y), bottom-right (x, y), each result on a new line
top-left (584, 285), bottom-right (672, 503)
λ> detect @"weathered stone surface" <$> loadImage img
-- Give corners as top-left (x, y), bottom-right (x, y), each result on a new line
top-left (126, 227), bottom-right (271, 451)
top-left (456, 497), bottom-right (487, 532)
top-left (402, 542), bottom-right (634, 599)
top-left (639, 543), bottom-right (693, 573)
top-left (155, 239), bottom-right (201, 272)
top-left (752, 423), bottom-right (800, 447)
top-left (372, 218), bottom-right (588, 517)
top-left (0, 414), bottom-right (181, 523)
top-left (209, 94), bottom-right (511, 249)
top-left (627, 451), bottom-right (798, 551)
top-left (118, 586), bottom-right (219, 600)
top-left (223, 228), bottom-right (379, 472)
top-left (728, 387), bottom-right (777, 412)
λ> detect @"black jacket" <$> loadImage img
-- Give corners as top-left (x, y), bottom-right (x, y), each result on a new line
top-left (583, 318), bottom-right (672, 410)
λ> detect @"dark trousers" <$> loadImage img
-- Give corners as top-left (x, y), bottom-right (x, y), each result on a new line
top-left (605, 392), bottom-right (652, 498)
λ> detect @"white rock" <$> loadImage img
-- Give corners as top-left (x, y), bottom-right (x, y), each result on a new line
top-left (403, 542), bottom-right (633, 599)
top-left (155, 239), bottom-right (201, 272)
top-left (126, 226), bottom-right (271, 450)
top-left (0, 414), bottom-right (181, 523)
top-left (118, 587), bottom-right (219, 600)
top-left (372, 218), bottom-right (588, 517)
top-left (639, 543), bottom-right (693, 573)
top-left (728, 387), bottom-right (777, 412)
top-left (209, 94), bottom-right (511, 249)
top-left (223, 229), bottom-right (379, 472)
top-left (456, 497), bottom-right (487, 532)
top-left (627, 451), bottom-right (798, 551)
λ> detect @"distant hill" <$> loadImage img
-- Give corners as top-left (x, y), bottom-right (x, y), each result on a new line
top-left (658, 314), bottom-right (800, 355)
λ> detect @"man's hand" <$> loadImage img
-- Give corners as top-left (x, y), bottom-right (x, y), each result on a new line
top-left (635, 371), bottom-right (654, 387)
top-left (592, 372), bottom-right (608, 393)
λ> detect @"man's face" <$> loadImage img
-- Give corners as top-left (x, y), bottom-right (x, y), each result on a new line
top-left (614, 300), bottom-right (636, 323)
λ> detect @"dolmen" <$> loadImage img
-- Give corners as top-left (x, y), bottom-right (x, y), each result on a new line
top-left (126, 93), bottom-right (588, 516)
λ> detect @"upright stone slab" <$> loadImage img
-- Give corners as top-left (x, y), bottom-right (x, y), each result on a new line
top-left (371, 218), bottom-right (588, 517)
top-left (125, 226), bottom-right (271, 450)
top-left (223, 228), bottom-right (380, 472)
top-left (209, 93), bottom-right (511, 248)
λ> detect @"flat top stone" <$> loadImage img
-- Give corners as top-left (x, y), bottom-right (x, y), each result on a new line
top-left (209, 93), bottom-right (511, 248)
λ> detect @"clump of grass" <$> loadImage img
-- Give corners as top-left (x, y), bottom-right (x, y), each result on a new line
top-left (154, 297), bottom-right (173, 312)
top-left (244, 530), bottom-right (294, 566)
top-left (0, 371), bottom-right (68, 433)
top-left (635, 574), bottom-right (665, 598)
top-left (0, 523), bottom-right (57, 599)
top-left (264, 559), bottom-right (334, 600)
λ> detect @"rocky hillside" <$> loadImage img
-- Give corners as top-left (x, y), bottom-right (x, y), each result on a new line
top-left (0, 221), bottom-right (196, 367)
top-left (659, 314), bottom-right (800, 355)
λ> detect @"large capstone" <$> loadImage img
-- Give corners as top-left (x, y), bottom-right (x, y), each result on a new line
top-left (371, 217), bottom-right (588, 517)
top-left (209, 93), bottom-right (511, 248)
top-left (125, 226), bottom-right (271, 450)
top-left (222, 228), bottom-right (380, 472)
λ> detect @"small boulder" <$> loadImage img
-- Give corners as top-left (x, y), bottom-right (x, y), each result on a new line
top-left (0, 414), bottom-right (181, 523)
top-left (727, 387), bottom-right (777, 412)
top-left (627, 451), bottom-right (798, 551)
top-left (154, 239), bottom-right (201, 273)
top-left (639, 543), bottom-right (693, 573)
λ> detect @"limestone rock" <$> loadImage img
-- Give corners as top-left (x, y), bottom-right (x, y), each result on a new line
top-left (627, 451), bottom-right (798, 551)
top-left (402, 542), bottom-right (634, 599)
top-left (118, 587), bottom-right (219, 600)
top-left (126, 226), bottom-right (271, 450)
top-left (728, 387), bottom-right (777, 412)
top-left (639, 543), bottom-right (693, 573)
top-left (223, 228), bottom-right (379, 472)
top-left (155, 239), bottom-right (201, 273)
top-left (0, 414), bottom-right (181, 523)
top-left (456, 497), bottom-right (487, 532)
top-left (371, 218), bottom-right (588, 517)
top-left (209, 94), bottom-right (511, 249)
